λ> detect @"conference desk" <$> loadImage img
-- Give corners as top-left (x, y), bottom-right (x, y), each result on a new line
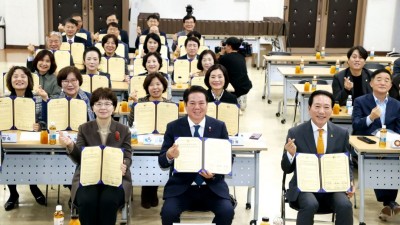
top-left (292, 84), bottom-right (332, 124)
top-left (262, 55), bottom-right (399, 104)
top-left (277, 68), bottom-right (337, 124)
top-left (0, 131), bottom-right (267, 225)
top-left (349, 136), bottom-right (400, 225)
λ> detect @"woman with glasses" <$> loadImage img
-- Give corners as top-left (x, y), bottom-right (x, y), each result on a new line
top-left (204, 64), bottom-right (238, 104)
top-left (3, 66), bottom-right (47, 211)
top-left (59, 87), bottom-right (132, 225)
top-left (128, 72), bottom-right (172, 209)
top-left (332, 46), bottom-right (372, 106)
top-left (57, 66), bottom-right (95, 121)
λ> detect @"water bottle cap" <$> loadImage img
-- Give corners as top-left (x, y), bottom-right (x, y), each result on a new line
top-left (132, 121), bottom-right (136, 126)
top-left (382, 125), bottom-right (386, 129)
top-left (262, 217), bottom-right (269, 222)
top-left (56, 205), bottom-right (62, 211)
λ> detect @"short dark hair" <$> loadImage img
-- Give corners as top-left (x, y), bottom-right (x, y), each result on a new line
top-left (90, 87), bottom-right (118, 108)
top-left (197, 50), bottom-right (217, 71)
top-left (106, 13), bottom-right (118, 21)
top-left (142, 52), bottom-right (163, 70)
top-left (6, 66), bottom-right (34, 97)
top-left (225, 37), bottom-right (242, 51)
top-left (204, 64), bottom-right (230, 90)
top-left (186, 31), bottom-right (201, 40)
top-left (183, 15), bottom-right (196, 23)
top-left (101, 34), bottom-right (119, 49)
top-left (57, 66), bottom-right (83, 87)
top-left (64, 18), bottom-right (78, 26)
top-left (142, 72), bottom-right (168, 95)
top-left (71, 13), bottom-right (82, 19)
top-left (308, 90), bottom-right (334, 108)
top-left (147, 13), bottom-right (160, 21)
top-left (33, 50), bottom-right (57, 74)
top-left (183, 85), bottom-right (208, 104)
top-left (371, 68), bottom-right (392, 81)
top-left (83, 46), bottom-right (102, 62)
top-left (107, 22), bottom-right (119, 30)
top-left (347, 46), bottom-right (368, 60)
top-left (143, 33), bottom-right (162, 54)
top-left (184, 36), bottom-right (200, 48)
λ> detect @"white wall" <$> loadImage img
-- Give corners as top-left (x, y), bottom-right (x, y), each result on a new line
top-left (392, 1), bottom-right (400, 52)
top-left (363, 0), bottom-right (396, 51)
top-left (0, 0), bottom-right (5, 19)
top-left (4, 0), bottom-right (44, 46)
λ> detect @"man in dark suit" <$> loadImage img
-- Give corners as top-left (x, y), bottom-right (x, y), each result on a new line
top-left (177, 36), bottom-right (200, 61)
top-left (332, 46), bottom-right (372, 106)
top-left (62, 18), bottom-right (89, 48)
top-left (135, 13), bottom-right (168, 50)
top-left (97, 13), bottom-right (129, 50)
top-left (352, 68), bottom-right (400, 220)
top-left (281, 90), bottom-right (354, 225)
top-left (158, 86), bottom-right (234, 225)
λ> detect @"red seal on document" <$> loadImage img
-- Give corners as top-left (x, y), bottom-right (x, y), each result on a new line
top-left (115, 131), bottom-right (120, 142)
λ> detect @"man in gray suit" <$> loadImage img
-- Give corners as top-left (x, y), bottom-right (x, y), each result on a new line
top-left (281, 90), bottom-right (355, 225)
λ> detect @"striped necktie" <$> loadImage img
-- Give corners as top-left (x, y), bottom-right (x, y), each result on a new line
top-left (317, 129), bottom-right (324, 154)
top-left (193, 125), bottom-right (204, 186)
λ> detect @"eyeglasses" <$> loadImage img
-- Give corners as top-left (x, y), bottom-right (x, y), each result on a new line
top-left (94, 102), bottom-right (114, 108)
top-left (61, 79), bottom-right (78, 85)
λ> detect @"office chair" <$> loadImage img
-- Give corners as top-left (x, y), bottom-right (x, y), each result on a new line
top-left (293, 79), bottom-right (328, 123)
top-left (281, 172), bottom-right (335, 224)
top-left (364, 63), bottom-right (385, 70)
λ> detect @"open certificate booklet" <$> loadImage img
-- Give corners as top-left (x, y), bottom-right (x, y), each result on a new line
top-left (174, 137), bottom-right (232, 175)
top-left (296, 153), bottom-right (351, 193)
top-left (47, 98), bottom-right (87, 131)
top-left (0, 97), bottom-right (36, 131)
top-left (80, 146), bottom-right (124, 187)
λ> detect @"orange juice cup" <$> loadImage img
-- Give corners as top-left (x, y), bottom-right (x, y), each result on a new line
top-left (40, 130), bottom-right (48, 144)
top-left (295, 65), bottom-right (301, 74)
top-left (179, 100), bottom-right (185, 112)
top-left (121, 101), bottom-right (128, 112)
top-left (304, 82), bottom-right (310, 92)
top-left (316, 52), bottom-right (321, 59)
top-left (330, 65), bottom-right (336, 74)
top-left (333, 103), bottom-right (340, 114)
top-left (176, 82), bottom-right (183, 88)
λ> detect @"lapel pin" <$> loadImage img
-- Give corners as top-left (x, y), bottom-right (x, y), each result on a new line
top-left (331, 134), bottom-right (333, 138)
top-left (209, 126), bottom-right (212, 132)
top-left (115, 131), bottom-right (120, 142)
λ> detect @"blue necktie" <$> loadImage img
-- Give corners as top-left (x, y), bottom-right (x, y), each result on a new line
top-left (193, 125), bottom-right (203, 186)
top-left (68, 40), bottom-right (73, 44)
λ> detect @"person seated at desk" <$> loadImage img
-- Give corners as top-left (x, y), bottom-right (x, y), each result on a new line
top-left (158, 85), bottom-right (234, 225)
top-left (106, 22), bottom-right (129, 63)
top-left (81, 46), bottom-right (111, 88)
top-left (332, 46), bottom-right (372, 106)
top-left (218, 37), bottom-right (252, 98)
top-left (59, 87), bottom-right (132, 225)
top-left (281, 90), bottom-right (355, 225)
top-left (95, 13), bottom-right (129, 50)
top-left (193, 49), bottom-right (216, 77)
top-left (127, 72), bottom-right (172, 209)
top-left (58, 13), bottom-right (92, 47)
top-left (31, 50), bottom-right (61, 99)
top-left (141, 33), bottom-right (162, 58)
top-left (3, 66), bottom-right (48, 210)
top-left (172, 15), bottom-right (196, 52)
top-left (174, 30), bottom-right (202, 58)
top-left (26, 31), bottom-right (74, 72)
top-left (177, 36), bottom-right (200, 61)
top-left (204, 64), bottom-right (238, 105)
top-left (389, 58), bottom-right (400, 100)
top-left (137, 52), bottom-right (168, 79)
top-left (352, 68), bottom-right (400, 221)
top-left (56, 66), bottom-right (95, 121)
top-left (101, 34), bottom-right (128, 77)
top-left (61, 18), bottom-right (88, 47)
top-left (135, 13), bottom-right (168, 52)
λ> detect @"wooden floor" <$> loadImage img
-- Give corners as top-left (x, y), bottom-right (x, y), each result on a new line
top-left (0, 48), bottom-right (399, 224)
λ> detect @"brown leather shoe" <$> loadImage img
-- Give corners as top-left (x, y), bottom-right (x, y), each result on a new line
top-left (379, 206), bottom-right (392, 221)
top-left (392, 203), bottom-right (400, 216)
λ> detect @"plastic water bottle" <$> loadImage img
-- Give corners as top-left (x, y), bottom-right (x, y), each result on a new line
top-left (260, 217), bottom-right (271, 225)
top-left (54, 205), bottom-right (64, 225)
top-left (379, 125), bottom-right (387, 148)
top-left (167, 73), bottom-right (172, 100)
top-left (321, 46), bottom-right (326, 58)
top-left (335, 59), bottom-right (340, 73)
top-left (311, 76), bottom-right (317, 91)
top-left (370, 47), bottom-right (375, 60)
top-left (346, 95), bottom-right (352, 114)
top-left (300, 58), bottom-right (304, 73)
top-left (130, 122), bottom-right (138, 145)
top-left (49, 122), bottom-right (57, 145)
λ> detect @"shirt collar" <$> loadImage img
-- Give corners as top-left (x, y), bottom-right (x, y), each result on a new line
top-left (310, 120), bottom-right (328, 133)
top-left (187, 116), bottom-right (206, 128)
top-left (372, 93), bottom-right (388, 104)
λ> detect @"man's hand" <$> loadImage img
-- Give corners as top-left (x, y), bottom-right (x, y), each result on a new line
top-left (93, 32), bottom-right (100, 43)
top-left (284, 138), bottom-right (297, 156)
top-left (33, 123), bottom-right (41, 132)
top-left (166, 144), bottom-right (179, 160)
top-left (346, 184), bottom-right (355, 198)
top-left (136, 26), bottom-right (142, 35)
top-left (58, 23), bottom-right (65, 32)
top-left (344, 77), bottom-right (353, 91)
top-left (200, 169), bottom-right (214, 179)
top-left (369, 106), bottom-right (381, 121)
top-left (59, 131), bottom-right (74, 150)
top-left (172, 33), bottom-right (178, 42)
